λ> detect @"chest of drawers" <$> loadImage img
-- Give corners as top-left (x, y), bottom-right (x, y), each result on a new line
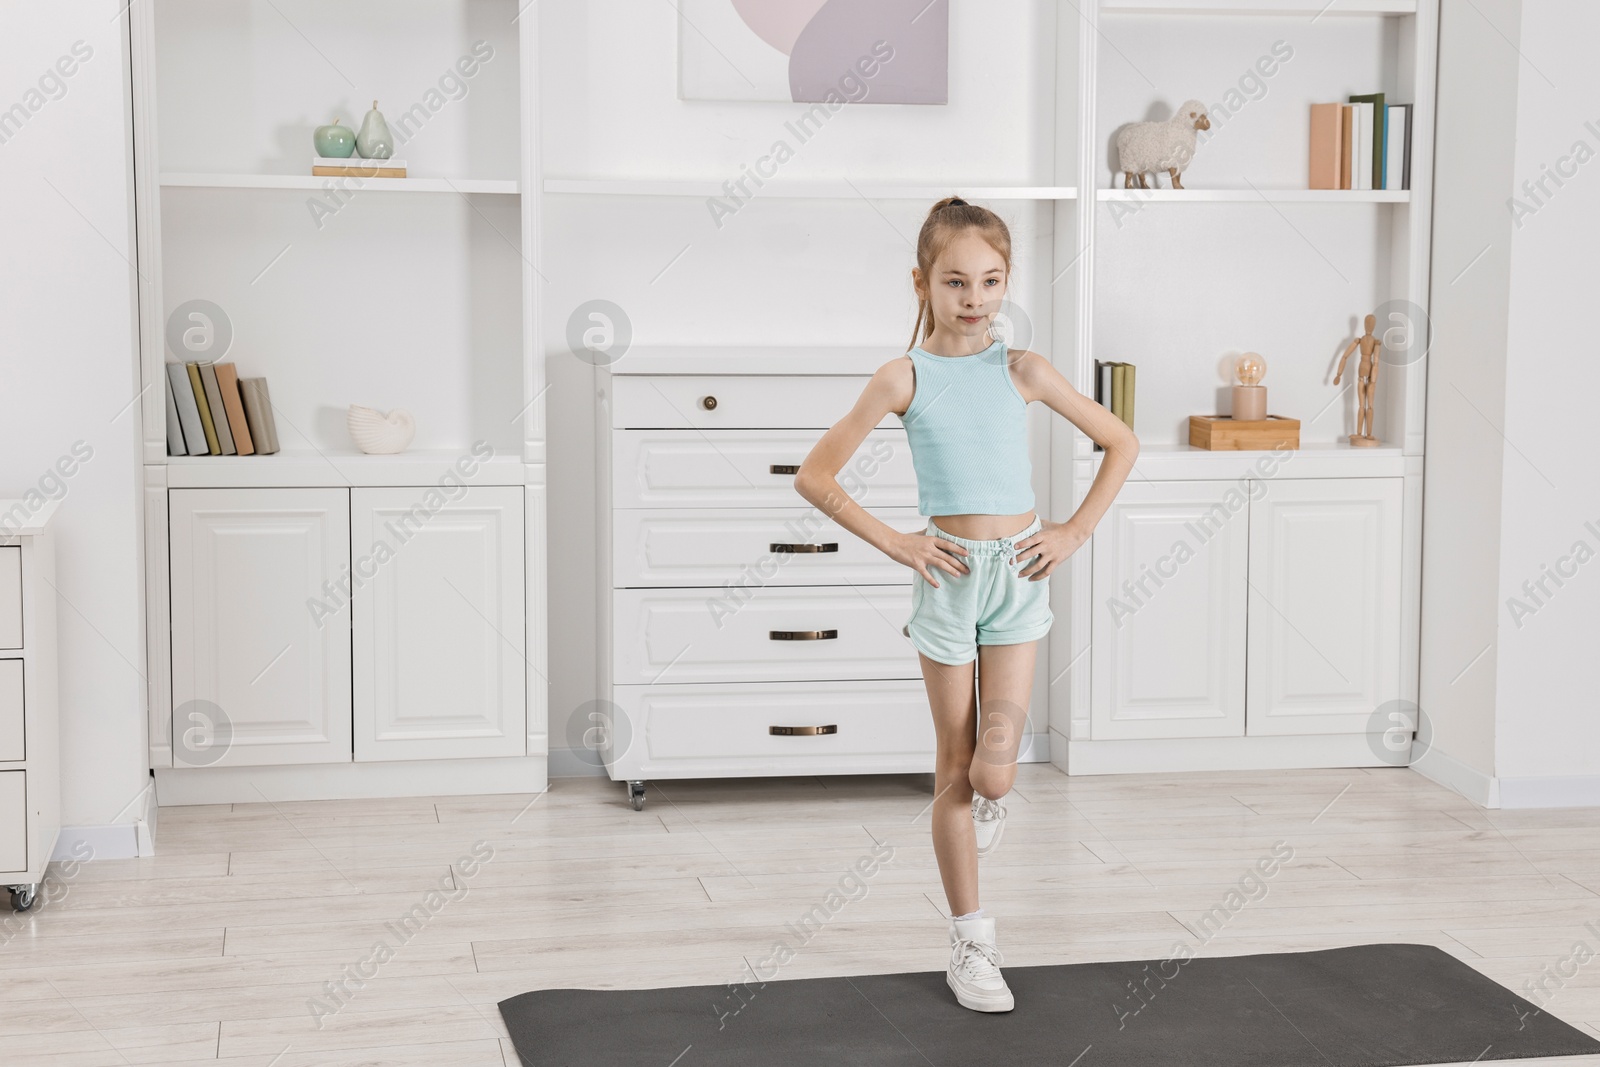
top-left (596, 365), bottom-right (937, 809)
top-left (0, 499), bottom-right (60, 911)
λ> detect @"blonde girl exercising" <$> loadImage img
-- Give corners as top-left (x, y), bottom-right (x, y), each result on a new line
top-left (795, 197), bottom-right (1138, 1013)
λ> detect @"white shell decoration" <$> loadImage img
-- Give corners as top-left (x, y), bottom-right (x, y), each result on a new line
top-left (347, 405), bottom-right (415, 454)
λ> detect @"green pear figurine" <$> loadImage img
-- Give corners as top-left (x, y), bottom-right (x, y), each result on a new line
top-left (313, 117), bottom-right (356, 158)
top-left (355, 100), bottom-right (393, 159)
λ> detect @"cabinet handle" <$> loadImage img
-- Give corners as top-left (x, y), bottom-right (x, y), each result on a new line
top-left (769, 724), bottom-right (838, 736)
top-left (701, 395), bottom-right (718, 410)
top-left (770, 542), bottom-right (838, 553)
top-left (770, 463), bottom-right (800, 475)
top-left (769, 629), bottom-right (837, 641)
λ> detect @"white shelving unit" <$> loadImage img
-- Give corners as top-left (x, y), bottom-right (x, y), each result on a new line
top-left (129, 0), bottom-right (548, 802)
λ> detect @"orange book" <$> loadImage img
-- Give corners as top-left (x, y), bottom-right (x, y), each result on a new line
top-left (1309, 103), bottom-right (1343, 190)
top-left (212, 362), bottom-right (255, 455)
top-left (1339, 105), bottom-right (1354, 189)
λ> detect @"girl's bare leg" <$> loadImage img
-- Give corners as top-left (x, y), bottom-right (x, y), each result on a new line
top-left (970, 639), bottom-right (1037, 801)
top-left (919, 650), bottom-right (980, 916)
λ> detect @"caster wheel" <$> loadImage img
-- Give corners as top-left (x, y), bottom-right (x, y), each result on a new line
top-left (627, 780), bottom-right (647, 811)
top-left (9, 884), bottom-right (36, 912)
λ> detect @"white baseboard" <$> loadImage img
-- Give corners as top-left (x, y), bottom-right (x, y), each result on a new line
top-left (546, 734), bottom-right (1051, 780)
top-left (51, 824), bottom-right (144, 862)
top-left (1407, 743), bottom-right (1500, 808)
top-left (153, 755), bottom-right (550, 806)
top-left (1496, 774), bottom-right (1600, 809)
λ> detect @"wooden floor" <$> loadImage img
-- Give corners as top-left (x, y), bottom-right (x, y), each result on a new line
top-left (4, 763), bottom-right (1600, 1065)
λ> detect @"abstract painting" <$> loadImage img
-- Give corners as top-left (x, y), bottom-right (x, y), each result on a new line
top-left (678, 0), bottom-right (949, 104)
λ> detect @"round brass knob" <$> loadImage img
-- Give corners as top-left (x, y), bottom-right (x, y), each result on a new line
top-left (701, 395), bottom-right (718, 410)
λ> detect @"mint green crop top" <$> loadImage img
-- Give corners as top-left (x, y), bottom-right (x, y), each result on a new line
top-left (896, 339), bottom-right (1034, 516)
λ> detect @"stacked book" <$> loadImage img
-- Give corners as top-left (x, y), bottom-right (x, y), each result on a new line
top-left (311, 156), bottom-right (407, 178)
top-left (1309, 94), bottom-right (1412, 191)
top-left (164, 361), bottom-right (280, 456)
top-left (1093, 360), bottom-right (1136, 452)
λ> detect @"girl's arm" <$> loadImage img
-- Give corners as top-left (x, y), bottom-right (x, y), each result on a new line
top-left (794, 359), bottom-right (971, 586)
top-left (1002, 351), bottom-right (1140, 580)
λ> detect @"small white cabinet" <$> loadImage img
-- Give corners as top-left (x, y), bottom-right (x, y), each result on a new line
top-left (170, 485), bottom-right (527, 769)
top-left (1090, 476), bottom-right (1403, 742)
top-left (1090, 480), bottom-right (1249, 740)
top-left (170, 489), bottom-right (352, 766)
top-left (351, 487), bottom-right (526, 761)
top-left (0, 501), bottom-right (59, 911)
top-left (1246, 477), bottom-right (1403, 735)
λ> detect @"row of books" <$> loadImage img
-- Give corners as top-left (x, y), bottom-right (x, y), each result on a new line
top-left (164, 361), bottom-right (280, 456)
top-left (1094, 360), bottom-right (1137, 445)
top-left (1309, 95), bottom-right (1412, 191)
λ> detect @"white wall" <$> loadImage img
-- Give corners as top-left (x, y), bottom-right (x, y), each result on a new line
top-left (1420, 0), bottom-right (1600, 807)
top-left (0, 3), bottom-right (150, 843)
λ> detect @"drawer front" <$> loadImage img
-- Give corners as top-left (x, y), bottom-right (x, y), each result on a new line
top-left (609, 679), bottom-right (935, 774)
top-left (612, 375), bottom-right (885, 430)
top-left (0, 546), bottom-right (20, 649)
top-left (614, 428), bottom-right (916, 509)
top-left (613, 507), bottom-right (927, 587)
top-left (0, 771), bottom-right (24, 873)
top-left (615, 585), bottom-right (916, 684)
top-left (0, 660), bottom-right (21, 762)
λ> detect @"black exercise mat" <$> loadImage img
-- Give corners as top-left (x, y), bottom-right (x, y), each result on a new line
top-left (499, 942), bottom-right (1600, 1066)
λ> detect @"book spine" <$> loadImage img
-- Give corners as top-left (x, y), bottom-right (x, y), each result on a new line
top-left (239, 378), bottom-right (281, 455)
top-left (163, 372), bottom-right (187, 455)
top-left (186, 362), bottom-right (221, 455)
top-left (1123, 363), bottom-right (1136, 431)
top-left (1110, 363), bottom-right (1126, 425)
top-left (167, 362), bottom-right (207, 455)
top-left (213, 362), bottom-right (255, 456)
top-left (198, 362), bottom-right (236, 454)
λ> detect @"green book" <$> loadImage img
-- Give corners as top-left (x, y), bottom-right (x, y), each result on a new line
top-left (1348, 93), bottom-right (1386, 189)
top-left (1123, 362), bottom-right (1136, 431)
top-left (186, 362), bottom-right (221, 455)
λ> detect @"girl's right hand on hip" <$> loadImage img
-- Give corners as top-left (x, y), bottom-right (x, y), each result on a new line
top-left (886, 531), bottom-right (969, 587)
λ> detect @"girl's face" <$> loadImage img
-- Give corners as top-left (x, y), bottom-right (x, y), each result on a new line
top-left (915, 229), bottom-right (1009, 346)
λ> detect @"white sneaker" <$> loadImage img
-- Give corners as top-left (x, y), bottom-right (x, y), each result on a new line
top-left (972, 794), bottom-right (1007, 857)
top-left (947, 914), bottom-right (1015, 1012)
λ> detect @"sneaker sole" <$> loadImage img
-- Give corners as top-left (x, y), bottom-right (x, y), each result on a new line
top-left (947, 971), bottom-right (1015, 1012)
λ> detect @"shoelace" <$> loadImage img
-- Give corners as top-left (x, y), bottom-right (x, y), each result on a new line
top-left (973, 796), bottom-right (1005, 823)
top-left (950, 936), bottom-right (1005, 983)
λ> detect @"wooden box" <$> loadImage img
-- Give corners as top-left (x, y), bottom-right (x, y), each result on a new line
top-left (1188, 415), bottom-right (1300, 451)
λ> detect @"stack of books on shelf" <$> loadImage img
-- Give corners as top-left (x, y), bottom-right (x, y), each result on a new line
top-left (164, 361), bottom-right (280, 457)
top-left (1309, 94), bottom-right (1412, 191)
top-left (311, 157), bottom-right (407, 178)
top-left (1093, 359), bottom-right (1136, 452)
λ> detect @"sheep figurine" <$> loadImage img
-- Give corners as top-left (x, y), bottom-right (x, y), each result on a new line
top-left (1116, 100), bottom-right (1211, 190)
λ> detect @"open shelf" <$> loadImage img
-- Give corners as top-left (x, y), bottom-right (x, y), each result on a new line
top-left (1100, 0), bottom-right (1416, 14)
top-left (165, 450), bottom-right (526, 489)
top-left (544, 179), bottom-right (1077, 200)
top-left (162, 174), bottom-right (519, 195)
top-left (1097, 188), bottom-right (1409, 202)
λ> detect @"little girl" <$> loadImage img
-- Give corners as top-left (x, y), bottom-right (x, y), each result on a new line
top-left (796, 197), bottom-right (1139, 1013)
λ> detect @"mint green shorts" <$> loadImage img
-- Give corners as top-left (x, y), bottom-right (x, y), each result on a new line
top-left (901, 516), bottom-right (1053, 666)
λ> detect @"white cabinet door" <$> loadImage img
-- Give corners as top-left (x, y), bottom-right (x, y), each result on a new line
top-left (1091, 481), bottom-right (1249, 740)
top-left (351, 486), bottom-right (526, 761)
top-left (1246, 477), bottom-right (1403, 735)
top-left (169, 489), bottom-right (352, 766)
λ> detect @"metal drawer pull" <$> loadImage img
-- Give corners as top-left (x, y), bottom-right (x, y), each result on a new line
top-left (770, 724), bottom-right (838, 736)
top-left (769, 629), bottom-right (837, 641)
top-left (701, 395), bottom-right (718, 410)
top-left (770, 542), bottom-right (838, 553)
top-left (769, 463), bottom-right (800, 474)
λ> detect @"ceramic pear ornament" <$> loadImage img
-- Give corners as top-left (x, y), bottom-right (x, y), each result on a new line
top-left (347, 405), bottom-right (415, 454)
top-left (313, 118), bottom-right (356, 158)
top-left (355, 101), bottom-right (394, 159)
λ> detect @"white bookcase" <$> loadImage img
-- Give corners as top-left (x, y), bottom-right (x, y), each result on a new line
top-left (129, 0), bottom-right (548, 802)
top-left (555, 0), bottom-right (1437, 790)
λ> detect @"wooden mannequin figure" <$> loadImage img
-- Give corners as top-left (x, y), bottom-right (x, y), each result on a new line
top-left (1333, 313), bottom-right (1382, 447)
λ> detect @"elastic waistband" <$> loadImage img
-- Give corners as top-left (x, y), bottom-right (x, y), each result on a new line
top-left (926, 515), bottom-right (1041, 554)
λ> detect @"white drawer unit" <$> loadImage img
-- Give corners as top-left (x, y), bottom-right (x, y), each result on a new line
top-left (0, 501), bottom-right (60, 912)
top-left (598, 367), bottom-right (933, 809)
